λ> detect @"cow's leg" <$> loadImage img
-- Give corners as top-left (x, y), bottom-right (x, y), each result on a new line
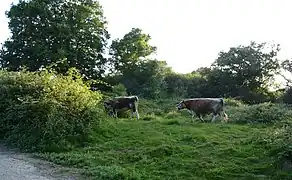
top-left (128, 104), bottom-right (134, 119)
top-left (134, 103), bottom-right (140, 120)
top-left (113, 109), bottom-right (118, 118)
top-left (108, 110), bottom-right (114, 117)
top-left (129, 107), bottom-right (134, 119)
top-left (188, 110), bottom-right (192, 115)
top-left (130, 103), bottom-right (139, 120)
top-left (196, 113), bottom-right (204, 122)
top-left (191, 111), bottom-right (195, 119)
top-left (211, 113), bottom-right (219, 122)
top-left (189, 110), bottom-right (197, 122)
top-left (217, 110), bottom-right (228, 123)
top-left (223, 112), bottom-right (228, 122)
top-left (135, 110), bottom-right (140, 120)
top-left (131, 109), bottom-right (140, 120)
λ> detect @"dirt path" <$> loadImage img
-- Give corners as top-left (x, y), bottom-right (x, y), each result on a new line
top-left (0, 145), bottom-right (84, 180)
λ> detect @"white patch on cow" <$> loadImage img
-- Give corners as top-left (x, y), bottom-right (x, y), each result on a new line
top-left (134, 111), bottom-right (140, 120)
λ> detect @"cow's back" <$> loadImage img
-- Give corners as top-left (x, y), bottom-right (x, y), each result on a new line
top-left (186, 98), bottom-right (221, 113)
top-left (112, 96), bottom-right (138, 109)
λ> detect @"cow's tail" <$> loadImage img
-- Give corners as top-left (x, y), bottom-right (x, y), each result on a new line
top-left (220, 98), bottom-right (224, 106)
top-left (134, 96), bottom-right (139, 102)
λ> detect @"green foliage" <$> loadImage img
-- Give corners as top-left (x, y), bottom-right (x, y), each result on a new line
top-left (209, 41), bottom-right (281, 103)
top-left (163, 72), bottom-right (208, 98)
top-left (108, 27), bottom-right (172, 98)
top-left (109, 28), bottom-right (157, 74)
top-left (138, 98), bottom-right (177, 116)
top-left (164, 111), bottom-right (181, 119)
top-left (119, 60), bottom-right (172, 98)
top-left (1, 0), bottom-right (109, 79)
top-left (262, 123), bottom-right (292, 178)
top-left (227, 103), bottom-right (292, 124)
top-left (224, 98), bottom-right (244, 107)
top-left (0, 69), bottom-right (103, 152)
top-left (112, 83), bottom-right (127, 96)
top-left (141, 114), bottom-right (157, 121)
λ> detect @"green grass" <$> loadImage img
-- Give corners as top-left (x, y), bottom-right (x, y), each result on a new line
top-left (34, 116), bottom-right (288, 180)
top-left (2, 71), bottom-right (291, 179)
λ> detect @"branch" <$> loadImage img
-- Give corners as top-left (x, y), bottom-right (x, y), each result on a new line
top-left (279, 73), bottom-right (292, 88)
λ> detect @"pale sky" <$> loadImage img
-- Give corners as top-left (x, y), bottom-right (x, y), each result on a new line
top-left (1, 0), bottom-right (292, 74)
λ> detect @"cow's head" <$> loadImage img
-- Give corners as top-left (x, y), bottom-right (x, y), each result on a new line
top-left (176, 100), bottom-right (186, 110)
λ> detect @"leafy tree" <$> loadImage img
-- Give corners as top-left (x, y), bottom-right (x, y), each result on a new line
top-left (0, 0), bottom-right (109, 79)
top-left (107, 27), bottom-right (169, 98)
top-left (133, 60), bottom-right (172, 98)
top-left (279, 59), bottom-right (292, 104)
top-left (192, 67), bottom-right (212, 77)
top-left (162, 72), bottom-right (207, 98)
top-left (280, 59), bottom-right (292, 87)
top-left (210, 41), bottom-right (281, 103)
top-left (110, 59), bottom-right (172, 98)
top-left (109, 28), bottom-right (157, 74)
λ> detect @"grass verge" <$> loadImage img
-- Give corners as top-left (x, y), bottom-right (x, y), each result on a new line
top-left (34, 117), bottom-right (290, 180)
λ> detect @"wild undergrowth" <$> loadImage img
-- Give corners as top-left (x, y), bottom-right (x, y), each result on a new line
top-left (1, 70), bottom-right (292, 179)
top-left (0, 69), bottom-right (104, 152)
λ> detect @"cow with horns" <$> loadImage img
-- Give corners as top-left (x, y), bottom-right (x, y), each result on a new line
top-left (103, 95), bottom-right (140, 120)
top-left (176, 98), bottom-right (228, 122)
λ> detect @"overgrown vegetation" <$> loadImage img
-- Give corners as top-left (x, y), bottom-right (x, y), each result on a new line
top-left (1, 0), bottom-right (292, 179)
top-left (0, 69), bottom-right (104, 152)
top-left (1, 69), bottom-right (292, 179)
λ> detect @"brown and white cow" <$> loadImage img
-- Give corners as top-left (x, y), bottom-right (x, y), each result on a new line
top-left (176, 98), bottom-right (228, 122)
top-left (103, 95), bottom-right (140, 120)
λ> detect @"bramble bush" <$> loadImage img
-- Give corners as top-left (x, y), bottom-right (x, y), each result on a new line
top-left (0, 69), bottom-right (104, 152)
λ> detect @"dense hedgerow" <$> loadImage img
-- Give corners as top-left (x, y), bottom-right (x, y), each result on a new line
top-left (0, 69), bottom-right (104, 152)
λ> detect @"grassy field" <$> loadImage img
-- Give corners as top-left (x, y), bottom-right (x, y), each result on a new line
top-left (1, 71), bottom-right (291, 179)
top-left (35, 116), bottom-right (290, 180)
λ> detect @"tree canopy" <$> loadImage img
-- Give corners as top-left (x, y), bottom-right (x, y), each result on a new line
top-left (1, 0), bottom-right (109, 79)
top-left (109, 28), bottom-right (157, 75)
top-left (0, 0), bottom-right (291, 103)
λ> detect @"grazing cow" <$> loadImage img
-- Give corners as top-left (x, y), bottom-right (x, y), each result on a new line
top-left (103, 95), bottom-right (140, 120)
top-left (176, 98), bottom-right (228, 122)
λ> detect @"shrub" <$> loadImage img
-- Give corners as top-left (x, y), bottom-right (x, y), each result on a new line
top-left (224, 98), bottom-right (244, 107)
top-left (0, 69), bottom-right (103, 152)
top-left (164, 111), bottom-right (181, 119)
top-left (112, 83), bottom-right (127, 96)
top-left (142, 114), bottom-right (157, 121)
top-left (227, 103), bottom-right (292, 124)
top-left (138, 99), bottom-right (164, 116)
top-left (264, 124), bottom-right (292, 174)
